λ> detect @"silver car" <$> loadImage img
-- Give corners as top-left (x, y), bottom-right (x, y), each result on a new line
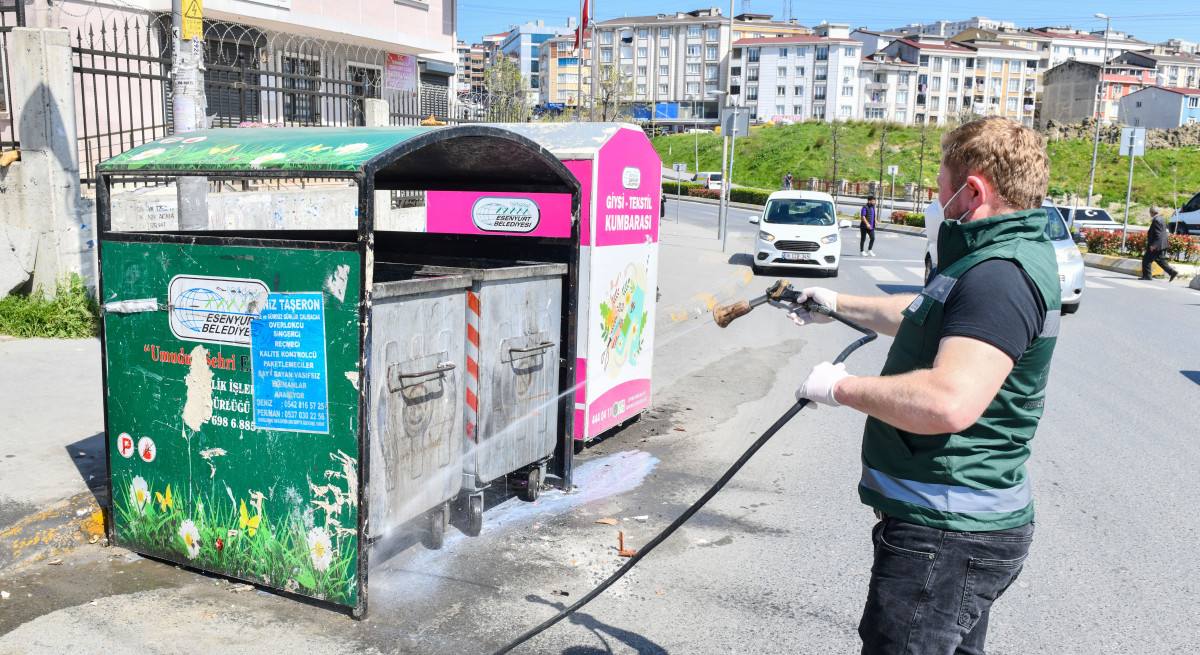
top-left (925, 199), bottom-right (1084, 314)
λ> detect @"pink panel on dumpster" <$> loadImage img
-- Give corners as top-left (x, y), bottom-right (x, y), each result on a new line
top-left (564, 159), bottom-right (592, 247)
top-left (594, 128), bottom-right (662, 247)
top-left (587, 379), bottom-right (651, 435)
top-left (426, 191), bottom-right (573, 238)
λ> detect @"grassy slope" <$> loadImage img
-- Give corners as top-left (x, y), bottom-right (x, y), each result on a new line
top-left (651, 122), bottom-right (1200, 218)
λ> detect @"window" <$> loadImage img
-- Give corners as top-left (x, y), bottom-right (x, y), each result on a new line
top-left (897, 90), bottom-right (908, 103)
top-left (779, 48), bottom-right (789, 58)
top-left (844, 47), bottom-right (856, 57)
top-left (1008, 78), bottom-right (1018, 93)
top-left (659, 83), bottom-right (669, 94)
top-left (557, 89), bottom-right (569, 100)
top-left (688, 25), bottom-right (702, 37)
top-left (660, 65), bottom-right (669, 76)
top-left (687, 63), bottom-right (701, 75)
top-left (557, 73), bottom-right (579, 83)
top-left (816, 45), bottom-right (829, 61)
top-left (966, 58), bottom-right (975, 69)
top-left (661, 29), bottom-right (670, 40)
top-left (930, 77), bottom-right (941, 92)
top-left (796, 66), bottom-right (805, 76)
top-left (777, 104), bottom-right (786, 115)
top-left (990, 59), bottom-right (1002, 72)
top-left (794, 85), bottom-right (804, 95)
top-left (794, 104), bottom-right (804, 114)
top-left (748, 48), bottom-right (760, 63)
top-left (706, 64), bottom-right (718, 79)
top-left (951, 59), bottom-right (961, 73)
top-left (777, 67), bottom-right (787, 77)
top-left (638, 29), bottom-right (648, 39)
top-left (747, 67), bottom-right (759, 81)
top-left (895, 109), bottom-right (907, 122)
top-left (637, 65), bottom-right (647, 77)
top-left (747, 85), bottom-right (759, 100)
top-left (865, 108), bottom-right (885, 119)
top-left (990, 77), bottom-right (1001, 93)
top-left (687, 45), bottom-right (701, 57)
top-left (601, 49), bottom-right (613, 63)
top-left (557, 57), bottom-right (579, 67)
top-left (814, 85), bottom-right (826, 99)
top-left (919, 55), bottom-right (929, 66)
top-left (601, 32), bottom-right (614, 45)
top-left (843, 66), bottom-right (854, 79)
top-left (842, 85), bottom-right (854, 96)
top-left (778, 85), bottom-right (787, 95)
top-left (637, 84), bottom-right (646, 95)
top-left (841, 105), bottom-right (852, 116)
top-left (620, 46), bottom-right (633, 60)
top-left (707, 28), bottom-right (719, 41)
top-left (797, 47), bottom-right (807, 57)
top-left (932, 57), bottom-right (943, 72)
top-left (661, 46), bottom-right (670, 57)
top-left (929, 96), bottom-right (940, 110)
top-left (812, 105), bottom-right (825, 119)
top-left (815, 64), bottom-right (827, 81)
top-left (687, 81), bottom-right (700, 94)
top-left (898, 72), bottom-right (909, 85)
top-left (950, 77), bottom-right (959, 92)
top-left (706, 45), bottom-right (718, 60)
top-left (1190, 97), bottom-right (1199, 108)
top-left (637, 47), bottom-right (647, 58)
top-left (948, 97), bottom-right (957, 111)
top-left (706, 81), bottom-right (718, 94)
top-left (1006, 97), bottom-right (1017, 112)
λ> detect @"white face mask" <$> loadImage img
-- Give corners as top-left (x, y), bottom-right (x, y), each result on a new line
top-left (941, 182), bottom-right (973, 223)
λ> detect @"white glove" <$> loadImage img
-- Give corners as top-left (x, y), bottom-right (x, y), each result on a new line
top-left (788, 287), bottom-right (838, 326)
top-left (796, 361), bottom-right (851, 407)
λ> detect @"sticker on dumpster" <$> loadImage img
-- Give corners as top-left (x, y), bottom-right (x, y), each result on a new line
top-left (250, 293), bottom-right (329, 433)
top-left (118, 432), bottom-right (136, 458)
top-left (168, 275), bottom-right (269, 347)
top-left (470, 197), bottom-right (540, 233)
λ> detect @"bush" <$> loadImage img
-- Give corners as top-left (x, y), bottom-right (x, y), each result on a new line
top-left (888, 211), bottom-right (925, 228)
top-left (688, 188), bottom-right (721, 200)
top-left (1082, 229), bottom-right (1200, 262)
top-left (662, 180), bottom-right (703, 195)
top-left (729, 187), bottom-right (772, 206)
top-left (0, 273), bottom-right (99, 339)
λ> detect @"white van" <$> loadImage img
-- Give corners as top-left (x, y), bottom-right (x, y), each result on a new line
top-left (1169, 191), bottom-right (1200, 234)
top-left (749, 190), bottom-right (848, 277)
top-left (694, 171), bottom-right (724, 191)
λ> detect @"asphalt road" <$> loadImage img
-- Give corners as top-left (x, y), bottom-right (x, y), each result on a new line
top-left (2, 201), bottom-right (1198, 653)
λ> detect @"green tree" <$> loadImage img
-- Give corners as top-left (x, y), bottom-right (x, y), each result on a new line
top-left (594, 64), bottom-right (632, 122)
top-left (484, 56), bottom-right (532, 123)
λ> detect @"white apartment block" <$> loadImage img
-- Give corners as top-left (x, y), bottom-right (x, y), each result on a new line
top-left (1028, 28), bottom-right (1146, 70)
top-left (890, 17), bottom-right (1015, 38)
top-left (730, 24), bottom-right (862, 122)
top-left (496, 20), bottom-right (577, 104)
top-left (859, 54), bottom-right (919, 124)
top-left (882, 38), bottom-right (976, 124)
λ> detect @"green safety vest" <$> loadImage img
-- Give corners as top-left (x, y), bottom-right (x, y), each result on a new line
top-left (859, 208), bottom-right (1061, 531)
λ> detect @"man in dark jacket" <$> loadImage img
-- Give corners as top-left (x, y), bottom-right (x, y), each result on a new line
top-left (1141, 206), bottom-right (1178, 282)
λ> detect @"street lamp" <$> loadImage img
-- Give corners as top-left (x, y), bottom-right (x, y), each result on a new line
top-left (1087, 13), bottom-right (1112, 205)
top-left (709, 89), bottom-right (733, 251)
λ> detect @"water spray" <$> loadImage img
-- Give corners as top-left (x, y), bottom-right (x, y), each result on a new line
top-left (491, 280), bottom-right (877, 655)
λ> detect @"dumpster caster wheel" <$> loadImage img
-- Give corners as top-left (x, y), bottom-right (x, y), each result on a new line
top-left (522, 468), bottom-right (541, 502)
top-left (425, 503), bottom-right (448, 550)
top-left (465, 494), bottom-right (483, 537)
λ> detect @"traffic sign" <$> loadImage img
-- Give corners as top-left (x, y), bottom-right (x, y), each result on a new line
top-left (672, 162), bottom-right (687, 173)
top-left (1119, 127), bottom-right (1145, 157)
top-left (886, 165), bottom-right (899, 175)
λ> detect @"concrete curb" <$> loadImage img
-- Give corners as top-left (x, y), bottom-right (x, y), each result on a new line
top-left (1082, 253), bottom-right (1197, 282)
top-left (657, 267), bottom-right (756, 332)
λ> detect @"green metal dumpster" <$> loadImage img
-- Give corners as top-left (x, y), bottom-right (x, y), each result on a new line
top-left (95, 126), bottom-right (581, 616)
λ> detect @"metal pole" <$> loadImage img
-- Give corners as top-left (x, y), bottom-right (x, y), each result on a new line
top-left (718, 116), bottom-right (728, 241)
top-left (890, 170), bottom-right (896, 213)
top-left (1122, 137), bottom-right (1134, 252)
top-left (577, 8), bottom-right (584, 122)
top-left (172, 0), bottom-right (208, 230)
top-left (723, 106), bottom-right (738, 252)
top-left (589, 0), bottom-right (596, 122)
top-left (676, 176), bottom-right (681, 223)
top-left (1087, 16), bottom-right (1111, 204)
top-left (694, 117), bottom-right (699, 173)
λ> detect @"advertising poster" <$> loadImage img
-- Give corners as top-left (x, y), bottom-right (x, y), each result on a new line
top-left (385, 53), bottom-right (418, 93)
top-left (101, 242), bottom-right (362, 608)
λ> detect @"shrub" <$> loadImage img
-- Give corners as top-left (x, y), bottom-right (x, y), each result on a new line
top-left (1169, 233), bottom-right (1200, 262)
top-left (729, 187), bottom-right (772, 206)
top-left (662, 180), bottom-right (703, 195)
top-left (1082, 229), bottom-right (1123, 255)
top-left (0, 273), bottom-right (99, 339)
top-left (688, 188), bottom-right (722, 199)
top-left (888, 211), bottom-right (925, 228)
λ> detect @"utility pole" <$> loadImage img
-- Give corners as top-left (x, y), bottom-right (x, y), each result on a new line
top-left (589, 1), bottom-right (596, 122)
top-left (173, 0), bottom-right (208, 230)
top-left (877, 121), bottom-right (887, 203)
top-left (1087, 13), bottom-right (1112, 204)
top-left (830, 118), bottom-right (841, 215)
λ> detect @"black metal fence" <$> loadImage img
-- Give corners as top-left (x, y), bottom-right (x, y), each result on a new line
top-left (1, 0), bottom-right (25, 150)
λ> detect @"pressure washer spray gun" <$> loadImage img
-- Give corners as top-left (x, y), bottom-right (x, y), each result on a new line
top-left (491, 281), bottom-right (876, 655)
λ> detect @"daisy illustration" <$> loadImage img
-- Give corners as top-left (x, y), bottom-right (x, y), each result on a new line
top-left (332, 143), bottom-right (368, 156)
top-left (249, 153), bottom-right (286, 169)
top-left (130, 476), bottom-right (149, 514)
top-left (306, 527), bottom-right (333, 572)
top-left (129, 148), bottom-right (165, 161)
top-left (179, 519), bottom-right (201, 559)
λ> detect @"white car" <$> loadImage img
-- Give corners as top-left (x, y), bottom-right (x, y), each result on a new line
top-left (749, 190), bottom-right (846, 277)
top-left (925, 198), bottom-right (1084, 314)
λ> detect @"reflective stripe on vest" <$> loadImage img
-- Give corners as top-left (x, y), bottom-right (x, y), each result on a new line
top-left (860, 464), bottom-right (1032, 514)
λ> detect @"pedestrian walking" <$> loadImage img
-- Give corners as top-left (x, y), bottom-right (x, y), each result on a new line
top-left (789, 117), bottom-right (1059, 654)
top-left (860, 196), bottom-right (877, 256)
top-left (783, 172), bottom-right (793, 190)
top-left (1140, 206), bottom-right (1178, 282)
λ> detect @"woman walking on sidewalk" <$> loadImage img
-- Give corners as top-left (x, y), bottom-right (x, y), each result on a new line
top-left (860, 196), bottom-right (878, 256)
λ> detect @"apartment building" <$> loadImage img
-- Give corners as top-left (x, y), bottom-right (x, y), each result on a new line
top-left (859, 53), bottom-right (918, 124)
top-left (881, 38), bottom-right (975, 124)
top-left (590, 8), bottom-right (809, 129)
top-left (1027, 27), bottom-right (1146, 70)
top-left (537, 33), bottom-right (593, 109)
top-left (1120, 86), bottom-right (1200, 128)
top-left (851, 29), bottom-right (910, 57)
top-left (888, 17), bottom-right (1015, 38)
top-left (496, 20), bottom-right (578, 104)
top-left (1040, 59), bottom-right (1155, 126)
top-left (959, 41), bottom-right (1042, 125)
top-left (730, 24), bottom-right (863, 122)
top-left (1112, 50), bottom-right (1200, 89)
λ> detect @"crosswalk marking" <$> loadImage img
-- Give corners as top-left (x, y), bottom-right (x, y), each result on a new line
top-left (861, 265), bottom-right (902, 282)
top-left (904, 266), bottom-right (926, 280)
top-left (1106, 276), bottom-right (1167, 290)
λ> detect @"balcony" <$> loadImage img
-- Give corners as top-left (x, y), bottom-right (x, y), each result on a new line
top-left (865, 100), bottom-right (888, 109)
top-left (866, 82), bottom-right (888, 91)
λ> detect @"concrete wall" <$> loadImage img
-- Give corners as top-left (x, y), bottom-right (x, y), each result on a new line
top-left (0, 28), bottom-right (93, 297)
top-left (1040, 61), bottom-right (1097, 127)
top-left (1121, 87), bottom-right (1185, 129)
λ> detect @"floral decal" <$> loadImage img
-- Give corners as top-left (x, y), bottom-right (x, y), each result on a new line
top-left (179, 519), bottom-right (201, 559)
top-left (598, 263), bottom-right (650, 378)
top-left (130, 476), bottom-right (149, 515)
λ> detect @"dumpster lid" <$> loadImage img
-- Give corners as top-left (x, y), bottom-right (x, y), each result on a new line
top-left (97, 126), bottom-right (581, 195)
top-left (476, 122), bottom-right (639, 160)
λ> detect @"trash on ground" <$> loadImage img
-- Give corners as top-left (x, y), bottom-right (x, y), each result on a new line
top-left (618, 531), bottom-right (637, 557)
top-left (634, 515), bottom-right (648, 522)
top-left (595, 518), bottom-right (616, 525)
top-left (551, 590), bottom-right (570, 597)
top-left (673, 427), bottom-right (686, 431)
top-left (48, 559), bottom-right (62, 566)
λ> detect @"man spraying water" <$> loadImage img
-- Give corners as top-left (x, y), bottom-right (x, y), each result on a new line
top-left (791, 117), bottom-right (1060, 654)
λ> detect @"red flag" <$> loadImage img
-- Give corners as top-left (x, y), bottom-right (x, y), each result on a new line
top-left (575, 0), bottom-right (589, 53)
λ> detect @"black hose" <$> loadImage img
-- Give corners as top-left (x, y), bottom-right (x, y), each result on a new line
top-left (490, 304), bottom-right (876, 655)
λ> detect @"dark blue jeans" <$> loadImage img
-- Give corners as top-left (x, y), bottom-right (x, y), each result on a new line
top-left (859, 517), bottom-right (1034, 655)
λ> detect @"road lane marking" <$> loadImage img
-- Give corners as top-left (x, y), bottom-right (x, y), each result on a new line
top-left (1083, 280), bottom-right (1112, 289)
top-left (861, 266), bottom-right (902, 282)
top-left (1106, 277), bottom-right (1168, 290)
top-left (904, 267), bottom-right (926, 280)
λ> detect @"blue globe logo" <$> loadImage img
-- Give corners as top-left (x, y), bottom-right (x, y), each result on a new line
top-left (174, 287), bottom-right (224, 331)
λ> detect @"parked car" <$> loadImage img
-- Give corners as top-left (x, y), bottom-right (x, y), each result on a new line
top-left (1061, 206), bottom-right (1119, 242)
top-left (749, 190), bottom-right (850, 277)
top-left (694, 171), bottom-right (724, 191)
top-left (925, 198), bottom-right (1084, 314)
top-left (1168, 190), bottom-right (1200, 234)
